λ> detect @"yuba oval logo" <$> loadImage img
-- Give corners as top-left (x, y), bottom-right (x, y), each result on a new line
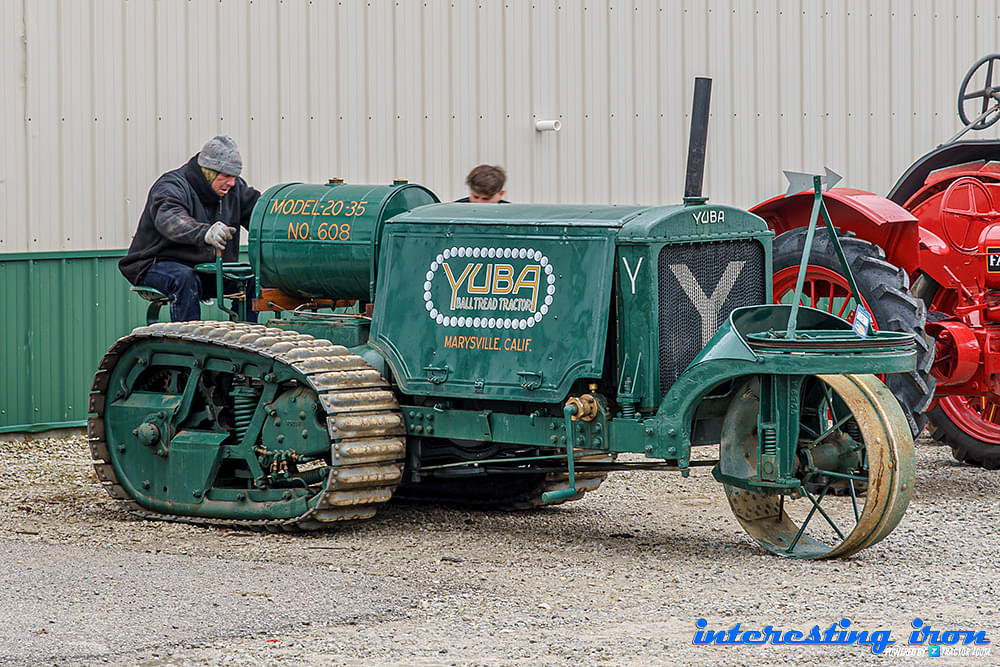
top-left (423, 246), bottom-right (556, 329)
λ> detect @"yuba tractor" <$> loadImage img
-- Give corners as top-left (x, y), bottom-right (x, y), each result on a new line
top-left (754, 54), bottom-right (1000, 470)
top-left (89, 80), bottom-right (918, 558)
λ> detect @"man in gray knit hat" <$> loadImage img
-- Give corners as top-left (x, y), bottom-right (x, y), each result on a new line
top-left (120, 135), bottom-right (261, 321)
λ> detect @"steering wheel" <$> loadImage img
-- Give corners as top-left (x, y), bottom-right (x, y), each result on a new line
top-left (958, 53), bottom-right (1000, 130)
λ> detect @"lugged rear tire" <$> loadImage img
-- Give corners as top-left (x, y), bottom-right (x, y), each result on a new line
top-left (927, 405), bottom-right (1000, 470)
top-left (772, 228), bottom-right (936, 437)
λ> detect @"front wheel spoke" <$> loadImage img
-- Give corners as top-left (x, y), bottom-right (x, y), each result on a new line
top-left (807, 467), bottom-right (868, 483)
top-left (799, 422), bottom-right (820, 439)
top-left (848, 478), bottom-right (860, 523)
top-left (802, 485), bottom-right (848, 541)
top-left (807, 412), bottom-right (852, 449)
top-left (787, 490), bottom-right (823, 553)
top-left (821, 383), bottom-right (838, 423)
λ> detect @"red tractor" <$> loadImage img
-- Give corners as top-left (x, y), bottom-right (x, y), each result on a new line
top-left (754, 54), bottom-right (1000, 469)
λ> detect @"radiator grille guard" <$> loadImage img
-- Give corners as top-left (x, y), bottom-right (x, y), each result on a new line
top-left (657, 239), bottom-right (766, 395)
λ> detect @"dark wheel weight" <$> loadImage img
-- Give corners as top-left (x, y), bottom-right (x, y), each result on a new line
top-left (772, 228), bottom-right (936, 436)
top-left (927, 404), bottom-right (1000, 470)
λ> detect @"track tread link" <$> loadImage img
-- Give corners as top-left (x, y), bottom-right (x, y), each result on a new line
top-left (88, 321), bottom-right (405, 530)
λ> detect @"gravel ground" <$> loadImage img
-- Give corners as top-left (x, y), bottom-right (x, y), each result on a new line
top-left (0, 431), bottom-right (997, 666)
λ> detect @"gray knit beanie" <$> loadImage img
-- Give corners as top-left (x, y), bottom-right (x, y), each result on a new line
top-left (197, 135), bottom-right (243, 176)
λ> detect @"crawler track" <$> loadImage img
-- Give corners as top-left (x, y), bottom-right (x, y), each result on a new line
top-left (88, 321), bottom-right (405, 531)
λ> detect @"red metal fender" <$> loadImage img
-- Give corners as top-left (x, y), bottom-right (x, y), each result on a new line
top-left (750, 188), bottom-right (921, 275)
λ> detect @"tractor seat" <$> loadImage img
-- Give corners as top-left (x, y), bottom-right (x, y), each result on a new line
top-left (131, 285), bottom-right (169, 303)
top-left (131, 285), bottom-right (169, 325)
top-left (193, 261), bottom-right (255, 281)
top-left (131, 285), bottom-right (247, 322)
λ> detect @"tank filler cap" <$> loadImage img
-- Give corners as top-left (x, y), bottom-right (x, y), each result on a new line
top-left (327, 177), bottom-right (345, 185)
top-left (393, 178), bottom-right (408, 185)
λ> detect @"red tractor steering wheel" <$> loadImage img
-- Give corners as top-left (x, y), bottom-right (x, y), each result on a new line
top-left (958, 53), bottom-right (1000, 130)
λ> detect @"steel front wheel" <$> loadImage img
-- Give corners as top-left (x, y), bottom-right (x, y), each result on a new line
top-left (719, 375), bottom-right (914, 559)
top-left (772, 228), bottom-right (935, 436)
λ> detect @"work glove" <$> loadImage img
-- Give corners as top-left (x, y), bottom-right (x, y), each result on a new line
top-left (204, 221), bottom-right (236, 251)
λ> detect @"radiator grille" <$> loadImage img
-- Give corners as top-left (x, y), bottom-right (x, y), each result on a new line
top-left (658, 240), bottom-right (766, 395)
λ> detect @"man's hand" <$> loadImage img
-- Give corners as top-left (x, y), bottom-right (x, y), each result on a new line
top-left (204, 221), bottom-right (236, 251)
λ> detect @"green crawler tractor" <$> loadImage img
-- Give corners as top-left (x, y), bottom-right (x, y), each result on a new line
top-left (90, 80), bottom-right (917, 558)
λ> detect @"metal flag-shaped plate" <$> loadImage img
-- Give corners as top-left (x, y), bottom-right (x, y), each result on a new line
top-left (783, 167), bottom-right (842, 197)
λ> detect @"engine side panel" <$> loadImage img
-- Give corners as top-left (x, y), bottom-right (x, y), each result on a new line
top-left (370, 208), bottom-right (620, 401)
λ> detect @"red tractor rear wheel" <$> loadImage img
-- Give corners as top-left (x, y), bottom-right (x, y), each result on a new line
top-left (772, 228), bottom-right (936, 437)
top-left (928, 398), bottom-right (1000, 469)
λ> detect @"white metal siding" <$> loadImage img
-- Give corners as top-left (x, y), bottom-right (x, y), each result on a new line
top-left (2, 0), bottom-right (1000, 253)
top-left (1, 0), bottom-right (26, 252)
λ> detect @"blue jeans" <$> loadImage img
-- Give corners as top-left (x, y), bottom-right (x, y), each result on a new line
top-left (142, 260), bottom-right (258, 323)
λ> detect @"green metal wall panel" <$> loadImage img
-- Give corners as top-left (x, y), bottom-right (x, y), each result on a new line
top-left (0, 250), bottom-right (254, 433)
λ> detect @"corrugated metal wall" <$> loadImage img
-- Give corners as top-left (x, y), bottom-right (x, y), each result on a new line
top-left (0, 251), bottom-right (262, 432)
top-left (0, 252), bottom-right (150, 431)
top-left (2, 0), bottom-right (1000, 254)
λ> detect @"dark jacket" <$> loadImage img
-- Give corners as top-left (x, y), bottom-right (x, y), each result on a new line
top-left (119, 155), bottom-right (261, 285)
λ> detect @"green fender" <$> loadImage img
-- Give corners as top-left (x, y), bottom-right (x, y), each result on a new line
top-left (643, 304), bottom-right (916, 463)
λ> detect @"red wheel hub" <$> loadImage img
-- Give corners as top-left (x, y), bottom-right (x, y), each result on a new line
top-left (772, 265), bottom-right (880, 327)
top-left (938, 396), bottom-right (1000, 442)
top-left (925, 320), bottom-right (980, 386)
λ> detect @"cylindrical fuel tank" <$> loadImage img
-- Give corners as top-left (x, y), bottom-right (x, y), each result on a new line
top-left (248, 180), bottom-right (438, 301)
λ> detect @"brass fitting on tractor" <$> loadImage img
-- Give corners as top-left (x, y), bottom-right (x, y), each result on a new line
top-left (565, 394), bottom-right (600, 422)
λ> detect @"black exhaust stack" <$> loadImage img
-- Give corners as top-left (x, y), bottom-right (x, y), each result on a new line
top-left (683, 77), bottom-right (712, 204)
